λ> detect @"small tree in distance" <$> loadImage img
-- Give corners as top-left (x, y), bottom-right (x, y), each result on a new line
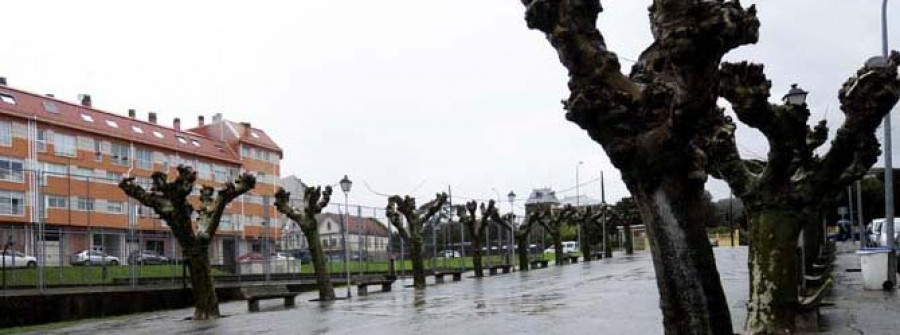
top-left (456, 200), bottom-right (499, 277)
top-left (275, 185), bottom-right (336, 301)
top-left (119, 165), bottom-right (255, 320)
top-left (385, 193), bottom-right (448, 289)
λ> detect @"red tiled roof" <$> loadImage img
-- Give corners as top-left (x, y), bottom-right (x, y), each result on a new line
top-left (318, 213), bottom-right (389, 236)
top-left (189, 120), bottom-right (282, 156)
top-left (0, 85), bottom-right (241, 164)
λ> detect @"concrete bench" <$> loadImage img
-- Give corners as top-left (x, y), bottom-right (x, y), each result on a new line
top-left (563, 255), bottom-right (579, 264)
top-left (434, 270), bottom-right (463, 283)
top-left (241, 286), bottom-right (298, 312)
top-left (488, 264), bottom-right (512, 275)
top-left (530, 260), bottom-right (549, 269)
top-left (355, 278), bottom-right (394, 296)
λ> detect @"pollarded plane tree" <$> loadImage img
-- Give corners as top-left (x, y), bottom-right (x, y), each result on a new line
top-left (275, 185), bottom-right (335, 301)
top-left (521, 0), bottom-right (759, 332)
top-left (708, 54), bottom-right (900, 334)
top-left (488, 210), bottom-right (530, 270)
top-left (535, 204), bottom-right (577, 265)
top-left (611, 197), bottom-right (641, 255)
top-left (575, 205), bottom-right (610, 261)
top-left (385, 193), bottom-right (448, 289)
top-left (457, 200), bottom-right (500, 277)
top-left (119, 166), bottom-right (255, 320)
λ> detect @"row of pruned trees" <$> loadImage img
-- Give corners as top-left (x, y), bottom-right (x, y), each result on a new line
top-left (520, 0), bottom-right (900, 333)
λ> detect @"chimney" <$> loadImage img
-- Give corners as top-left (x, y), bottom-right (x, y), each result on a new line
top-left (0, 77), bottom-right (6, 86)
top-left (80, 94), bottom-right (92, 107)
top-left (173, 118), bottom-right (181, 131)
top-left (148, 112), bottom-right (157, 124)
top-left (128, 109), bottom-right (136, 118)
top-left (240, 122), bottom-right (252, 130)
top-left (212, 113), bottom-right (223, 123)
top-left (198, 115), bottom-right (205, 127)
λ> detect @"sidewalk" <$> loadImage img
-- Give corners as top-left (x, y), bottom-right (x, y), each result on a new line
top-left (817, 243), bottom-right (900, 334)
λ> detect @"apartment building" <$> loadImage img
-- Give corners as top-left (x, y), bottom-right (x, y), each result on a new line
top-left (0, 78), bottom-right (282, 268)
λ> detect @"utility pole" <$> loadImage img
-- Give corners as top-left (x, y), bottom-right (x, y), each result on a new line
top-left (858, 181), bottom-right (866, 247)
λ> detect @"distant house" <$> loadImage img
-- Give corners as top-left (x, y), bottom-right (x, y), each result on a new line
top-left (317, 213), bottom-right (390, 261)
top-left (525, 187), bottom-right (560, 215)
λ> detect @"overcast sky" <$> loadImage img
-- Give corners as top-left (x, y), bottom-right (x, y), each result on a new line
top-left (2, 0), bottom-right (899, 215)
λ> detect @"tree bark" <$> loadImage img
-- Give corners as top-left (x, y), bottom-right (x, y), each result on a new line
top-left (581, 243), bottom-right (593, 261)
top-left (409, 237), bottom-right (426, 289)
top-left (517, 234), bottom-right (530, 271)
top-left (302, 220), bottom-right (335, 301)
top-left (553, 235), bottom-right (564, 265)
top-left (471, 233), bottom-right (484, 277)
top-left (800, 213), bottom-right (821, 275)
top-left (604, 231), bottom-right (613, 258)
top-left (744, 211), bottom-right (803, 335)
top-left (187, 243), bottom-right (219, 320)
top-left (630, 177), bottom-right (733, 335)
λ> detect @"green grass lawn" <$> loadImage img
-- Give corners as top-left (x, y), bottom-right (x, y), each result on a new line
top-left (0, 265), bottom-right (227, 287)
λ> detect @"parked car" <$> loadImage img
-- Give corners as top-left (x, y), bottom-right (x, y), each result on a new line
top-left (127, 250), bottom-right (169, 265)
top-left (237, 252), bottom-right (265, 263)
top-left (273, 252), bottom-right (295, 261)
top-left (439, 250), bottom-right (461, 258)
top-left (869, 218), bottom-right (900, 247)
top-left (71, 250), bottom-right (120, 266)
top-left (544, 241), bottom-right (578, 254)
top-left (1, 251), bottom-right (37, 268)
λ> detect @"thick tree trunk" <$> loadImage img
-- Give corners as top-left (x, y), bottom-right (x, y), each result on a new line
top-left (517, 235), bottom-right (530, 271)
top-left (630, 177), bottom-right (733, 335)
top-left (553, 236), bottom-right (564, 266)
top-left (303, 225), bottom-right (335, 301)
top-left (625, 223), bottom-right (635, 255)
top-left (604, 233), bottom-right (613, 258)
top-left (409, 238), bottom-right (426, 289)
top-left (744, 210), bottom-right (803, 335)
top-left (801, 215), bottom-right (821, 275)
top-left (582, 243), bottom-right (593, 261)
top-left (471, 233), bottom-right (484, 277)
top-left (187, 243), bottom-right (219, 320)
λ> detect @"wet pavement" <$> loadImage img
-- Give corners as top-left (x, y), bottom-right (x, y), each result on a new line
top-left (818, 244), bottom-right (900, 334)
top-left (26, 248), bottom-right (751, 335)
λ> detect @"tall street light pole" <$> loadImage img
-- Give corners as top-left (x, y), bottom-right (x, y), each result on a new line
top-left (576, 161), bottom-right (583, 255)
top-left (339, 175), bottom-right (353, 298)
top-left (508, 191), bottom-right (516, 266)
top-left (882, 0), bottom-right (897, 288)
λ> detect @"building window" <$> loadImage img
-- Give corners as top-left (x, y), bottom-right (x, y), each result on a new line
top-left (105, 120), bottom-right (118, 128)
top-left (46, 195), bottom-right (67, 209)
top-left (80, 114), bottom-right (94, 122)
top-left (213, 165), bottom-right (227, 182)
top-left (73, 167), bottom-right (93, 181)
top-left (241, 146), bottom-right (251, 157)
top-left (198, 162), bottom-right (212, 180)
top-left (131, 125), bottom-right (143, 134)
top-left (76, 197), bottom-right (94, 211)
top-left (255, 149), bottom-right (266, 161)
top-left (135, 148), bottom-right (152, 170)
top-left (0, 93), bottom-right (15, 105)
top-left (153, 131), bottom-right (164, 139)
top-left (251, 131), bottom-right (260, 139)
top-left (0, 156), bottom-right (24, 182)
top-left (43, 101), bottom-right (58, 113)
top-left (191, 139), bottom-right (200, 147)
top-left (0, 120), bottom-right (11, 147)
top-left (176, 136), bottom-right (187, 144)
top-left (111, 142), bottom-right (129, 166)
top-left (0, 190), bottom-right (24, 215)
top-left (106, 171), bottom-right (123, 184)
top-left (94, 140), bottom-right (102, 162)
top-left (53, 133), bottom-right (77, 157)
top-left (107, 202), bottom-right (123, 214)
top-left (36, 128), bottom-right (47, 152)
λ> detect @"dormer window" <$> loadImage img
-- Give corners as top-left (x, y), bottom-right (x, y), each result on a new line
top-left (176, 136), bottom-right (187, 144)
top-left (152, 131), bottom-right (164, 139)
top-left (0, 93), bottom-right (15, 105)
top-left (131, 125), bottom-right (143, 134)
top-left (43, 102), bottom-right (58, 113)
top-left (251, 132), bottom-right (260, 139)
top-left (80, 114), bottom-right (94, 122)
top-left (191, 139), bottom-right (200, 147)
top-left (105, 120), bottom-right (118, 128)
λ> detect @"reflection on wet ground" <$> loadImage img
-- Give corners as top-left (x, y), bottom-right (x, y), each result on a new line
top-left (31, 248), bottom-right (749, 335)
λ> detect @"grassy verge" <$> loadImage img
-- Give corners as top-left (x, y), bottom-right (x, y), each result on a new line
top-left (0, 265), bottom-right (226, 287)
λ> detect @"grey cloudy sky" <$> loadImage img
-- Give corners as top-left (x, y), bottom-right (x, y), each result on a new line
top-left (2, 0), bottom-right (899, 215)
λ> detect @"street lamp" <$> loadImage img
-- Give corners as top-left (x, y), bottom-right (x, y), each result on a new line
top-left (576, 161), bottom-right (583, 257)
top-left (507, 191), bottom-right (516, 265)
top-left (881, 0), bottom-right (896, 289)
top-left (339, 175), bottom-right (352, 298)
top-left (781, 84), bottom-right (808, 106)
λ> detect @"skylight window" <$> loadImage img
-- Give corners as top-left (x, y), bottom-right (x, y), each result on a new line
top-left (153, 131), bottom-right (164, 139)
top-left (105, 120), bottom-right (118, 128)
top-left (0, 93), bottom-right (15, 105)
top-left (80, 114), bottom-right (94, 122)
top-left (176, 136), bottom-right (187, 144)
top-left (43, 102), bottom-right (58, 113)
top-left (191, 139), bottom-right (201, 147)
top-left (250, 132), bottom-right (260, 139)
top-left (131, 125), bottom-right (143, 134)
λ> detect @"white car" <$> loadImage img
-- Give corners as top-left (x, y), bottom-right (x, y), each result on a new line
top-left (439, 250), bottom-right (461, 258)
top-left (869, 218), bottom-right (900, 247)
top-left (1, 251), bottom-right (37, 268)
top-left (544, 241), bottom-right (578, 254)
top-left (71, 250), bottom-right (120, 266)
top-left (273, 252), bottom-right (295, 260)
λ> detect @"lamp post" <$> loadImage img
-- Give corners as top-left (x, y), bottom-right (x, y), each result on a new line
top-left (508, 191), bottom-right (516, 265)
top-left (575, 161), bottom-right (583, 257)
top-left (339, 175), bottom-right (352, 298)
top-left (781, 84), bottom-right (808, 106)
top-left (881, 0), bottom-right (897, 289)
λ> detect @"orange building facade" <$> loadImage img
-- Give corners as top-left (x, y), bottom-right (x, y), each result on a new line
top-left (0, 79), bottom-right (282, 267)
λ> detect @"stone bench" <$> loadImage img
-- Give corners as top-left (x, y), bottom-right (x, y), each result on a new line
top-left (434, 270), bottom-right (463, 283)
top-left (355, 277), bottom-right (394, 296)
top-left (241, 286), bottom-right (298, 312)
top-left (530, 260), bottom-right (549, 269)
top-left (488, 264), bottom-right (512, 275)
top-left (563, 255), bottom-right (579, 264)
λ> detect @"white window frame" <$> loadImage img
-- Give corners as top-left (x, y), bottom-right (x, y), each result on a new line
top-left (0, 120), bottom-right (11, 147)
top-left (0, 156), bottom-right (24, 182)
top-left (0, 190), bottom-right (25, 216)
top-left (53, 133), bottom-right (77, 157)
